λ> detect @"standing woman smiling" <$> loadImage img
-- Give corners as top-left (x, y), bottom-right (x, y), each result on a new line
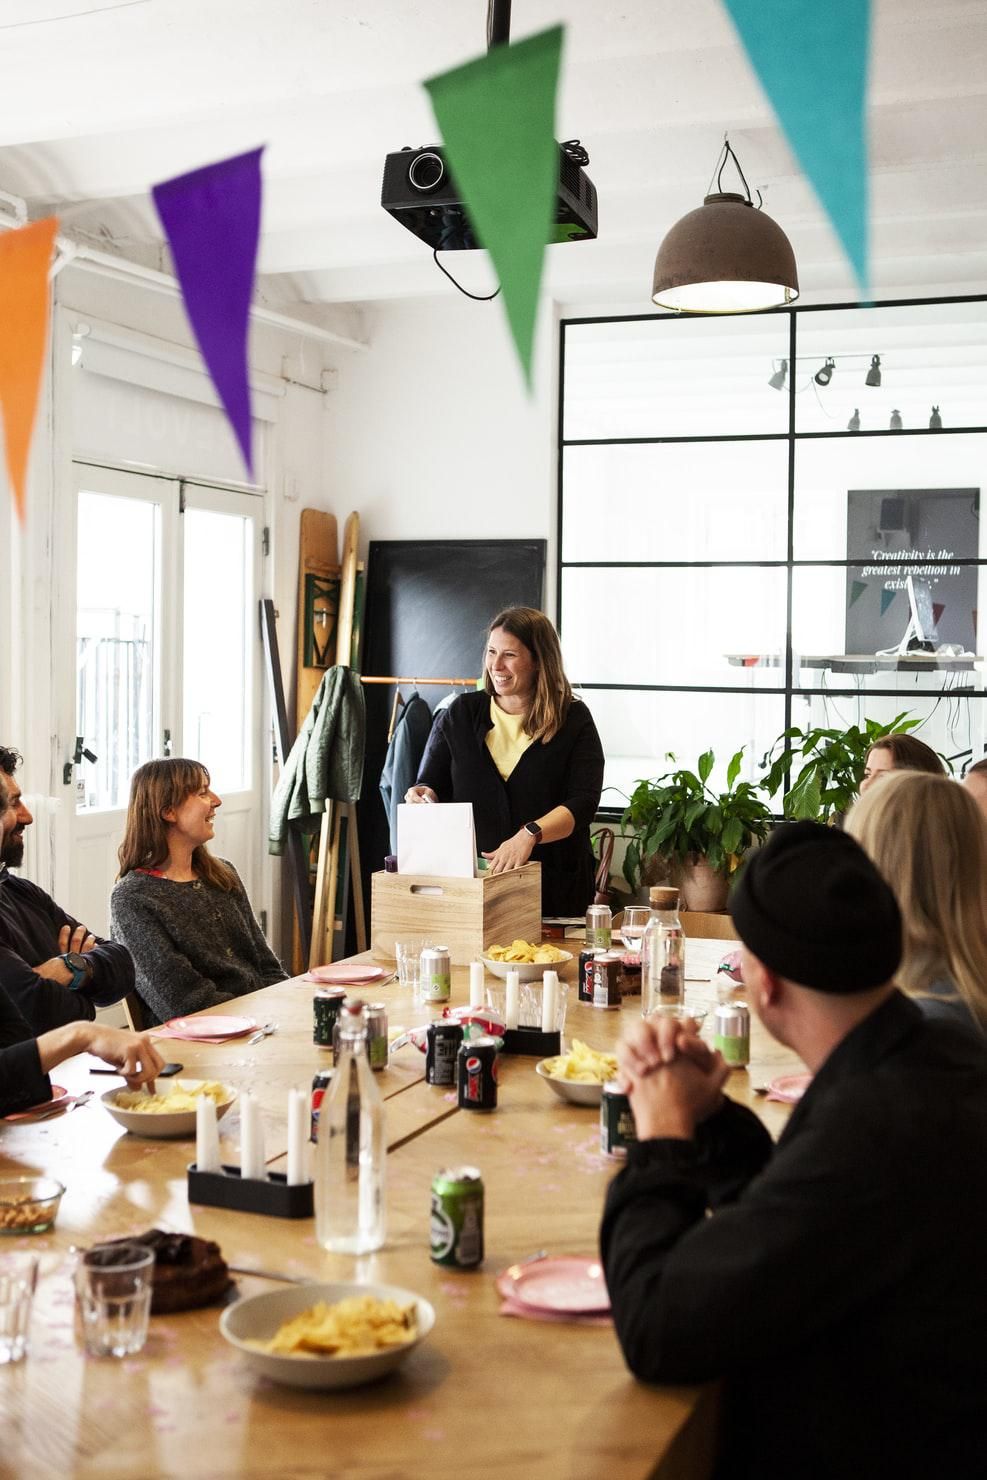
top-left (405, 608), bottom-right (604, 917)
top-left (111, 759), bottom-right (286, 1026)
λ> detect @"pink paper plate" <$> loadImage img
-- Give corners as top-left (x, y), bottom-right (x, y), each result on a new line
top-left (767, 1072), bottom-right (812, 1104)
top-left (304, 964), bottom-right (391, 986)
top-left (496, 1256), bottom-right (611, 1315)
top-left (3, 1083), bottom-right (70, 1121)
top-left (161, 1015), bottom-right (257, 1040)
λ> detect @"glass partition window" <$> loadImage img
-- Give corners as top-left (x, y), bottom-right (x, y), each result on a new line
top-left (560, 296), bottom-right (987, 804)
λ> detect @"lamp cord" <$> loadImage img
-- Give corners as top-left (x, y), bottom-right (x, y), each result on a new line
top-left (432, 248), bottom-right (502, 301)
top-left (708, 137), bottom-right (761, 207)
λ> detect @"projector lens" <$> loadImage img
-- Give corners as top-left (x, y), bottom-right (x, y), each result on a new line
top-left (409, 152), bottom-right (444, 192)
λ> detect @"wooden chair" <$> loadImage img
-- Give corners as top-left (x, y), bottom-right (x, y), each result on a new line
top-left (121, 992), bottom-right (147, 1032)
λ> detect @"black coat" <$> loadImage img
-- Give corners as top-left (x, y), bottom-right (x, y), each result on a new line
top-left (0, 985), bottom-right (49, 1114)
top-left (416, 691), bottom-right (604, 916)
top-left (600, 993), bottom-right (987, 1479)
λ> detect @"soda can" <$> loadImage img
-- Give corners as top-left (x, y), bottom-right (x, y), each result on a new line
top-left (590, 951), bottom-right (622, 1009)
top-left (714, 1001), bottom-right (750, 1068)
top-left (600, 1081), bottom-right (637, 1158)
top-left (578, 948), bottom-right (597, 1004)
top-left (426, 1021), bottom-right (464, 1086)
top-left (311, 1069), bottom-right (332, 1141)
top-left (421, 946), bottom-right (452, 1004)
top-left (457, 1036), bottom-right (498, 1112)
top-left (366, 1003), bottom-right (388, 1072)
top-left (585, 904), bottom-right (612, 951)
top-left (430, 1166), bottom-right (484, 1268)
top-left (313, 988), bottom-right (347, 1047)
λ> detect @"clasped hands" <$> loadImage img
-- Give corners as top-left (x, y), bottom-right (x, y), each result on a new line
top-left (618, 1014), bottom-right (730, 1142)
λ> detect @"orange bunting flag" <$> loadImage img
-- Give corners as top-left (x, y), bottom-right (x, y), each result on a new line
top-left (0, 217), bottom-right (58, 523)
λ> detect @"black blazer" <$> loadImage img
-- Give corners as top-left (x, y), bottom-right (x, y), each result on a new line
top-left (0, 985), bottom-right (50, 1114)
top-left (416, 690), bottom-right (604, 916)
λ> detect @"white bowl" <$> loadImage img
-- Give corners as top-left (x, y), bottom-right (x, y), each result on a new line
top-left (219, 1281), bottom-right (436, 1391)
top-left (100, 1080), bottom-right (236, 1139)
top-left (481, 950), bottom-right (572, 984)
top-left (535, 1059), bottom-right (612, 1106)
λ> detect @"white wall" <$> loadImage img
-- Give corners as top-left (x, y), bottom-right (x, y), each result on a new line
top-left (327, 294), bottom-right (560, 607)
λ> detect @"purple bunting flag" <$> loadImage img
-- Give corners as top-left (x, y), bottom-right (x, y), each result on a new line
top-left (153, 147), bottom-right (264, 477)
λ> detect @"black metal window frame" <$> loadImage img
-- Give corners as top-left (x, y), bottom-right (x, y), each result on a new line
top-left (556, 293), bottom-right (987, 816)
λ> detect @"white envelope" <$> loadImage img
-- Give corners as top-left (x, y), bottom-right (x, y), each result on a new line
top-left (396, 802), bottom-right (477, 879)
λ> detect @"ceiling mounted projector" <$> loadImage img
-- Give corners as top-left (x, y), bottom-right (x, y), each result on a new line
top-left (381, 140), bottom-right (598, 251)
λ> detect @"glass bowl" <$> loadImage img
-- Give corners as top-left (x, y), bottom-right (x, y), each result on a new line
top-left (0, 1176), bottom-right (65, 1235)
top-left (484, 981), bottom-right (569, 1032)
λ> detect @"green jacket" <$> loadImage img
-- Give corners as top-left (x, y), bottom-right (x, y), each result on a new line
top-left (268, 667), bottom-right (365, 855)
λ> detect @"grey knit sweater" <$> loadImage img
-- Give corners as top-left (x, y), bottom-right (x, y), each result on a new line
top-left (110, 863), bottom-right (287, 1027)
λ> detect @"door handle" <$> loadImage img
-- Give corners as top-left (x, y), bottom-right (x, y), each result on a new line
top-left (63, 736), bottom-right (98, 785)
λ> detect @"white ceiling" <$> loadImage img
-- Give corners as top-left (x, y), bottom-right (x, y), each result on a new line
top-left (0, 0), bottom-right (984, 316)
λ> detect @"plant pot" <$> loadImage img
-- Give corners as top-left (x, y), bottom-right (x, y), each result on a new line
top-left (678, 857), bottom-right (729, 913)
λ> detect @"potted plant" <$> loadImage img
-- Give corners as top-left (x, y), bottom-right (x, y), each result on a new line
top-left (621, 748), bottom-right (774, 911)
top-left (759, 712), bottom-right (924, 821)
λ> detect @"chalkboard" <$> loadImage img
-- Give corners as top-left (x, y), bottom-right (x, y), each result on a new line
top-left (357, 539), bottom-right (546, 925)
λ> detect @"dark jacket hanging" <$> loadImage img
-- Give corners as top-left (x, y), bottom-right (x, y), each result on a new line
top-left (379, 692), bottom-right (434, 853)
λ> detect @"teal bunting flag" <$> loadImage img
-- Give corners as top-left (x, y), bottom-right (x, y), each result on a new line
top-left (721, 0), bottom-right (871, 292)
top-left (849, 579), bottom-right (868, 608)
top-left (880, 587), bottom-right (897, 617)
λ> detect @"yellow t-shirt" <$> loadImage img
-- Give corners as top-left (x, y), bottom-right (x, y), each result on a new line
top-left (485, 697), bottom-right (534, 780)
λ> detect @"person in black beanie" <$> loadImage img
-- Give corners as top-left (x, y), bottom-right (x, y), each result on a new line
top-left (600, 821), bottom-right (987, 1480)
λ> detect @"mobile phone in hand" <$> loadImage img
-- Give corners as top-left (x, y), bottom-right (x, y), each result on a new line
top-left (91, 1061), bottom-right (183, 1076)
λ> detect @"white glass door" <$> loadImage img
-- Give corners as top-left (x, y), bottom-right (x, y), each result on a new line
top-left (70, 463), bottom-right (263, 934)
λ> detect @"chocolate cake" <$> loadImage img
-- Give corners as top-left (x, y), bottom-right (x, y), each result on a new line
top-left (94, 1229), bottom-right (232, 1314)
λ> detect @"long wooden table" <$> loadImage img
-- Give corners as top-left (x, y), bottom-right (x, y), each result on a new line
top-left (0, 938), bottom-right (802, 1479)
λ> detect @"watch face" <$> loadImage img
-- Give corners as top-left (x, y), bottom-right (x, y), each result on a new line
top-left (65, 952), bottom-right (88, 971)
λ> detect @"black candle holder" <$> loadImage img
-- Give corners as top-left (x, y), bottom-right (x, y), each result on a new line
top-left (187, 1163), bottom-right (314, 1220)
top-left (501, 1026), bottom-right (562, 1057)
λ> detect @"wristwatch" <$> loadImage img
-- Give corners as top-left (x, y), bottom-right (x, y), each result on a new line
top-left (60, 951), bottom-right (93, 991)
top-left (523, 821), bottom-right (543, 841)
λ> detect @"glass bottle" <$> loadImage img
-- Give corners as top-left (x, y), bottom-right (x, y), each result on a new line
top-left (315, 1000), bottom-right (386, 1254)
top-left (641, 885), bottom-right (685, 1016)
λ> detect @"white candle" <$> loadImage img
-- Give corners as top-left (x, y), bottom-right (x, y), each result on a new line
top-left (240, 1093), bottom-right (266, 1182)
top-left (541, 970), bottom-right (559, 1034)
top-left (469, 960), bottom-right (484, 1008)
top-left (287, 1087), bottom-right (307, 1186)
top-left (505, 968), bottom-right (520, 1031)
top-left (196, 1093), bottom-right (220, 1173)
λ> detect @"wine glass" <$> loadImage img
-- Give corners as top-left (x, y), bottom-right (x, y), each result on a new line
top-left (620, 905), bottom-right (650, 953)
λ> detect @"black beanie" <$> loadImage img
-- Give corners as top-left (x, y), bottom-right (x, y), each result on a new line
top-left (729, 821), bottom-right (902, 992)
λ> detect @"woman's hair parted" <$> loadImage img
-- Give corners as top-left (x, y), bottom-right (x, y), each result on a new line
top-left (483, 606), bottom-right (574, 743)
top-left (847, 771), bottom-right (987, 1026)
top-left (117, 757), bottom-right (235, 890)
top-left (865, 732), bottom-right (946, 776)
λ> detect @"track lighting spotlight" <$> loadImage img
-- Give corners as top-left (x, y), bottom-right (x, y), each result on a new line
top-left (929, 405), bottom-right (943, 430)
top-left (768, 359), bottom-right (788, 391)
top-left (814, 357), bottom-right (835, 387)
top-left (890, 409), bottom-right (902, 431)
top-left (847, 409), bottom-right (860, 432)
top-left (865, 355), bottom-right (882, 387)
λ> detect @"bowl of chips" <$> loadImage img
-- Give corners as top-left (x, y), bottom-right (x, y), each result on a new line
top-left (482, 939), bottom-right (572, 984)
top-left (101, 1080), bottom-right (236, 1139)
top-left (536, 1040), bottom-right (618, 1105)
top-left (220, 1282), bottom-right (435, 1390)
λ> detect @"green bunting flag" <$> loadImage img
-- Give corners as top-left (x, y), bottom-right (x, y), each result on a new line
top-left (722, 0), bottom-right (871, 292)
top-left (425, 25), bottom-right (563, 389)
top-left (849, 579), bottom-right (868, 608)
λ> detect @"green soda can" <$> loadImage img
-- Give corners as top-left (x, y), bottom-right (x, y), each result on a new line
top-left (430, 1166), bottom-right (484, 1268)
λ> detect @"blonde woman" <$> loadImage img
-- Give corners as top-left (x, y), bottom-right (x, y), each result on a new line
top-left (111, 758), bottom-right (286, 1026)
top-left (847, 771), bottom-right (987, 1033)
top-left (406, 607), bottom-right (604, 916)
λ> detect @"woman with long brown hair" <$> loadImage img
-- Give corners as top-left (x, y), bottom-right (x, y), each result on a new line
top-left (110, 758), bottom-right (285, 1026)
top-left (859, 732), bottom-right (946, 793)
top-left (847, 771), bottom-right (987, 1033)
top-left (405, 607), bottom-right (604, 916)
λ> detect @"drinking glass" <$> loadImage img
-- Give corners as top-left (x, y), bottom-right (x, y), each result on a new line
top-left (394, 938), bottom-right (432, 1004)
top-left (0, 1253), bottom-right (38, 1364)
top-left (76, 1243), bottom-right (154, 1358)
top-left (620, 906), bottom-right (650, 952)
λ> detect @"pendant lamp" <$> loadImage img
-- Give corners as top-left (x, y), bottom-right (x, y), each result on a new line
top-left (652, 140), bottom-right (799, 314)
